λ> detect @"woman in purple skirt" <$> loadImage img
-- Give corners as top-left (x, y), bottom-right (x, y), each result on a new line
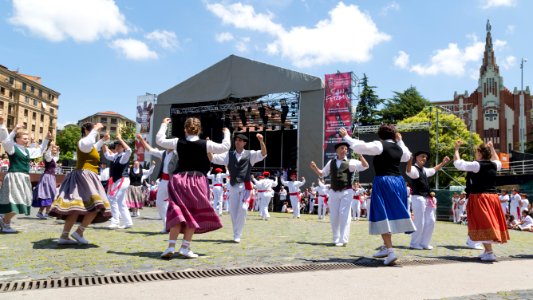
top-left (156, 117), bottom-right (230, 259)
top-left (32, 139), bottom-right (60, 219)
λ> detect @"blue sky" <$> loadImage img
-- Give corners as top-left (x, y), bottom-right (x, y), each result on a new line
top-left (0, 0), bottom-right (530, 128)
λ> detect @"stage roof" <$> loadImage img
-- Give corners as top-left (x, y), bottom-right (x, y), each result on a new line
top-left (157, 55), bottom-right (323, 105)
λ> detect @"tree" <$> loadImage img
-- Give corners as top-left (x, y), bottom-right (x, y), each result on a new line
top-left (56, 124), bottom-right (81, 161)
top-left (381, 86), bottom-right (430, 124)
top-left (112, 123), bottom-right (136, 150)
top-left (355, 74), bottom-right (383, 126)
top-left (399, 107), bottom-right (483, 188)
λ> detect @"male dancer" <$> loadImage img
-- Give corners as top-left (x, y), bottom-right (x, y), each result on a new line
top-left (252, 171), bottom-right (278, 220)
top-left (406, 150), bottom-right (450, 250)
top-left (281, 172), bottom-right (306, 218)
top-left (499, 190), bottom-right (509, 216)
top-left (316, 179), bottom-right (329, 220)
top-left (207, 167), bottom-right (229, 216)
top-left (351, 182), bottom-right (365, 221)
top-left (510, 189), bottom-right (522, 221)
top-left (310, 141), bottom-right (368, 246)
top-left (136, 133), bottom-right (177, 233)
top-left (211, 133), bottom-right (267, 243)
top-left (103, 133), bottom-right (133, 229)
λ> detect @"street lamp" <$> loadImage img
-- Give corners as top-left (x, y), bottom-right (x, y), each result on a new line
top-left (521, 58), bottom-right (528, 92)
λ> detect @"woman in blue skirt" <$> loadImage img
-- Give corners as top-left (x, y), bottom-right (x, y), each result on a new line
top-left (340, 125), bottom-right (415, 265)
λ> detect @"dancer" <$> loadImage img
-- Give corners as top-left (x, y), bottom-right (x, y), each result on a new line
top-left (211, 133), bottom-right (267, 243)
top-left (32, 138), bottom-right (60, 219)
top-left (280, 172), bottom-right (306, 219)
top-left (126, 160), bottom-right (155, 217)
top-left (0, 124), bottom-right (48, 233)
top-left (499, 191), bottom-right (509, 215)
top-left (252, 171), bottom-right (278, 220)
top-left (310, 142), bottom-right (368, 246)
top-left (340, 125), bottom-right (415, 265)
top-left (103, 133), bottom-right (133, 229)
top-left (453, 140), bottom-right (509, 261)
top-left (157, 117), bottom-right (230, 259)
top-left (351, 182), bottom-right (365, 221)
top-left (136, 133), bottom-right (176, 233)
top-left (316, 179), bottom-right (329, 220)
top-left (207, 167), bottom-right (229, 216)
top-left (451, 192), bottom-right (460, 223)
top-left (406, 150), bottom-right (450, 250)
top-left (49, 122), bottom-right (111, 244)
top-left (510, 189), bottom-right (521, 221)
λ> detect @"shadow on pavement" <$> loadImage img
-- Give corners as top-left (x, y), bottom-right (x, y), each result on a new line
top-left (296, 241), bottom-right (335, 247)
top-left (32, 238), bottom-right (100, 249)
top-left (107, 250), bottom-right (207, 259)
top-left (440, 244), bottom-right (477, 251)
top-left (194, 239), bottom-right (237, 244)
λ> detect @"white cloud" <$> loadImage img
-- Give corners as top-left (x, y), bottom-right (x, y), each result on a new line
top-left (215, 32), bottom-right (235, 43)
top-left (145, 30), bottom-right (178, 49)
top-left (410, 41), bottom-right (484, 76)
top-left (8, 0), bottom-right (128, 42)
top-left (57, 121), bottom-right (76, 130)
top-left (236, 37), bottom-right (251, 52)
top-left (494, 39), bottom-right (507, 51)
top-left (381, 1), bottom-right (400, 15)
top-left (208, 2), bottom-right (390, 68)
top-left (506, 25), bottom-right (515, 34)
top-left (394, 51), bottom-right (409, 69)
top-left (110, 39), bottom-right (158, 60)
top-left (481, 0), bottom-right (516, 9)
top-left (501, 55), bottom-right (516, 70)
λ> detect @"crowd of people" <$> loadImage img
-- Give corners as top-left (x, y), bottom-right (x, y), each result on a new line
top-left (0, 114), bottom-right (530, 266)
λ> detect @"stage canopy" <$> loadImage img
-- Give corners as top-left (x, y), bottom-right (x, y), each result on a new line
top-left (153, 54), bottom-right (325, 185)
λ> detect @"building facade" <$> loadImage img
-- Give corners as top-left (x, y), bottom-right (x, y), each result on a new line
top-left (435, 20), bottom-right (531, 154)
top-left (77, 111), bottom-right (135, 135)
top-left (0, 65), bottom-right (60, 144)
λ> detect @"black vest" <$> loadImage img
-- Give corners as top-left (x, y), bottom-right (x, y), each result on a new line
top-left (374, 141), bottom-right (402, 176)
top-left (129, 168), bottom-right (143, 186)
top-left (174, 139), bottom-right (210, 175)
top-left (411, 164), bottom-right (430, 197)
top-left (157, 150), bottom-right (178, 179)
top-left (465, 160), bottom-right (497, 195)
top-left (109, 153), bottom-right (129, 182)
top-left (227, 150), bottom-right (251, 186)
top-left (330, 159), bottom-right (353, 191)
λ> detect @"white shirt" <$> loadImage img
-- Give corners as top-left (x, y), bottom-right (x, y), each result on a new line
top-left (252, 177), bottom-right (278, 192)
top-left (511, 193), bottom-right (522, 207)
top-left (3, 128), bottom-right (48, 158)
top-left (44, 149), bottom-right (60, 163)
top-left (207, 171), bottom-right (229, 185)
top-left (343, 135), bottom-right (411, 162)
top-left (453, 159), bottom-right (502, 173)
top-left (156, 123), bottom-right (230, 155)
top-left (319, 157), bottom-right (368, 178)
top-left (149, 148), bottom-right (176, 175)
top-left (99, 167), bottom-right (110, 181)
top-left (405, 164), bottom-right (437, 179)
top-left (317, 181), bottom-right (330, 196)
top-left (211, 149), bottom-right (266, 167)
top-left (78, 129), bottom-right (104, 154)
top-left (281, 178), bottom-right (306, 194)
top-left (104, 148), bottom-right (132, 165)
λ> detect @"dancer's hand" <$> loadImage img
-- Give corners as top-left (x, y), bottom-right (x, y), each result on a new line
top-left (162, 118), bottom-right (171, 124)
top-left (455, 140), bottom-right (463, 150)
top-left (94, 123), bottom-right (104, 131)
top-left (339, 127), bottom-right (347, 137)
top-left (256, 133), bottom-right (264, 141)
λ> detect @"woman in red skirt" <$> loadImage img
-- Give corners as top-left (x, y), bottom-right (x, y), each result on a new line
top-left (156, 117), bottom-right (230, 259)
top-left (453, 140), bottom-right (509, 261)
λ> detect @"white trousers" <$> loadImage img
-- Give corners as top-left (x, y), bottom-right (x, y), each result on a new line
top-left (500, 203), bottom-right (508, 215)
top-left (108, 177), bottom-right (133, 226)
top-left (258, 192), bottom-right (273, 218)
top-left (328, 189), bottom-right (353, 244)
top-left (351, 200), bottom-right (361, 220)
top-left (155, 179), bottom-right (169, 231)
top-left (212, 185), bottom-right (224, 215)
top-left (317, 196), bottom-right (326, 218)
top-left (410, 195), bottom-right (435, 248)
top-left (289, 195), bottom-right (300, 218)
top-left (510, 204), bottom-right (520, 221)
top-left (229, 183), bottom-right (250, 239)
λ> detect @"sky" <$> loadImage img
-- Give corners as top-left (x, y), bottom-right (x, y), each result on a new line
top-left (0, 0), bottom-right (531, 129)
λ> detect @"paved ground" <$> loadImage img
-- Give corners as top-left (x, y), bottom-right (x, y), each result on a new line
top-left (1, 207), bottom-right (533, 298)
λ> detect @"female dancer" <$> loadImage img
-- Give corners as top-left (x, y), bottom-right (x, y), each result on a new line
top-left (32, 139), bottom-right (60, 219)
top-left (156, 117), bottom-right (230, 258)
top-left (453, 140), bottom-right (509, 261)
top-left (0, 124), bottom-right (48, 233)
top-left (339, 125), bottom-right (415, 265)
top-left (126, 160), bottom-right (155, 217)
top-left (49, 123), bottom-right (112, 244)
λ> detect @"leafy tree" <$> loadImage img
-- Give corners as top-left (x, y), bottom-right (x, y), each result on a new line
top-left (355, 74), bottom-right (383, 126)
top-left (381, 86), bottom-right (430, 123)
top-left (399, 107), bottom-right (483, 188)
top-left (111, 124), bottom-right (136, 150)
top-left (56, 124), bottom-right (81, 161)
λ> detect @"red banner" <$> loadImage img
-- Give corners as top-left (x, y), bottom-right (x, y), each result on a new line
top-left (324, 72), bottom-right (352, 163)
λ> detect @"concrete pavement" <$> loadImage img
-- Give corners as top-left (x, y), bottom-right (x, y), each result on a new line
top-left (6, 259), bottom-right (533, 299)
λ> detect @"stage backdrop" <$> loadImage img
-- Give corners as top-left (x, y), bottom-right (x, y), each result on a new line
top-left (357, 130), bottom-right (430, 184)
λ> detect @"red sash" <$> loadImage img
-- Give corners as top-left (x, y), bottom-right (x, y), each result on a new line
top-left (161, 173), bottom-right (170, 181)
top-left (289, 192), bottom-right (302, 203)
top-left (214, 183), bottom-right (223, 187)
top-left (108, 177), bottom-right (125, 197)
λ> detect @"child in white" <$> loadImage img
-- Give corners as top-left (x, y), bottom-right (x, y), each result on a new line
top-left (316, 179), bottom-right (329, 220)
top-left (281, 173), bottom-right (305, 219)
top-left (252, 171), bottom-right (278, 220)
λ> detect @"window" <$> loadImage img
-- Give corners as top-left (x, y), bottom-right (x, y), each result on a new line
top-left (33, 99), bottom-right (38, 106)
top-left (23, 122), bottom-right (27, 129)
top-left (0, 87), bottom-right (4, 95)
top-left (32, 112), bottom-right (36, 119)
top-left (100, 117), bottom-right (107, 123)
top-left (9, 91), bottom-right (13, 99)
top-left (24, 109), bottom-right (28, 116)
top-left (40, 115), bottom-right (44, 122)
top-left (31, 124), bottom-right (35, 131)
top-left (39, 127), bottom-right (43, 133)
top-left (110, 118), bottom-right (117, 124)
top-left (30, 86), bottom-right (34, 93)
top-left (9, 77), bottom-right (14, 84)
top-left (22, 82), bottom-right (26, 90)
top-left (25, 96), bottom-right (30, 103)
top-left (110, 127), bottom-right (116, 132)
top-left (50, 108), bottom-right (54, 114)
top-left (38, 89), bottom-right (42, 97)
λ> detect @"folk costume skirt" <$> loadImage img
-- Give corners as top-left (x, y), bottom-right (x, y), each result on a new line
top-left (467, 193), bottom-right (509, 243)
top-left (32, 173), bottom-right (57, 207)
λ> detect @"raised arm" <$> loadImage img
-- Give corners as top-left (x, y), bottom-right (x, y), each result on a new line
top-left (309, 161), bottom-right (323, 178)
top-left (3, 124), bottom-right (24, 155)
top-left (155, 118), bottom-right (178, 150)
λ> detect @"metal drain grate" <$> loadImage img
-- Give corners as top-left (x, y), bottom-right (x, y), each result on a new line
top-left (0, 256), bottom-right (521, 293)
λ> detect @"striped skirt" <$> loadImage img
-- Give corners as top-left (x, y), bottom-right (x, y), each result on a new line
top-left (467, 193), bottom-right (510, 243)
top-left (126, 185), bottom-right (144, 208)
top-left (166, 172), bottom-right (222, 234)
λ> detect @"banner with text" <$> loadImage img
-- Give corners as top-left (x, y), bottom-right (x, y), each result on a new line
top-left (324, 72), bottom-right (352, 164)
top-left (136, 94), bottom-right (156, 162)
